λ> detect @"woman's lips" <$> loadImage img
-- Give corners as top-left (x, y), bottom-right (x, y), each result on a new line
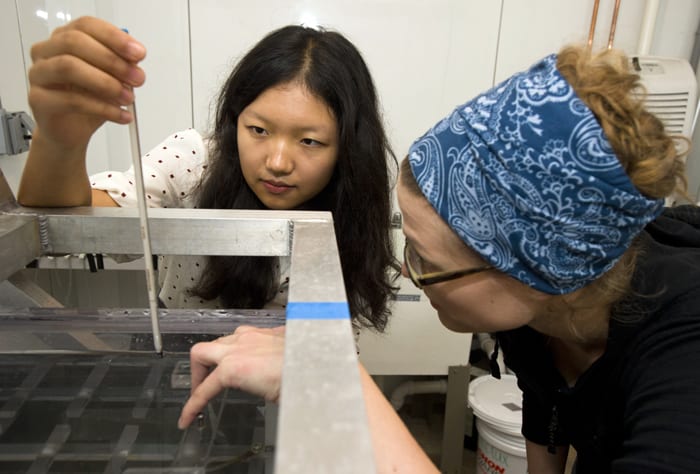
top-left (262, 180), bottom-right (293, 194)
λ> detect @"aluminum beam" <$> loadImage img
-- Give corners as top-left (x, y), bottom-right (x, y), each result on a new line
top-left (278, 221), bottom-right (376, 473)
top-left (26, 206), bottom-right (304, 256)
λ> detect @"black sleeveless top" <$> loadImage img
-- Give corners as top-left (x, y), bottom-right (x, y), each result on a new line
top-left (496, 206), bottom-right (700, 473)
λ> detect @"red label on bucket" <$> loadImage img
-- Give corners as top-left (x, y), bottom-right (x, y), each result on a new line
top-left (477, 447), bottom-right (507, 474)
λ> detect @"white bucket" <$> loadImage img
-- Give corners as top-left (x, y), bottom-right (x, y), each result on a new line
top-left (468, 374), bottom-right (528, 474)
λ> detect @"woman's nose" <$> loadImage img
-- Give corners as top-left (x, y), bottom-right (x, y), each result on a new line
top-left (265, 139), bottom-right (293, 174)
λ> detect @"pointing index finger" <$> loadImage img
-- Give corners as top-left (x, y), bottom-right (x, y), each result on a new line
top-left (178, 368), bottom-right (225, 429)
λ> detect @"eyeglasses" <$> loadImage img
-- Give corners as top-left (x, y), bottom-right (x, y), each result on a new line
top-left (403, 239), bottom-right (494, 289)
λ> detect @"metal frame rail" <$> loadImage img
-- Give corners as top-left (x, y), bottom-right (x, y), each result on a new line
top-left (0, 169), bottom-right (376, 473)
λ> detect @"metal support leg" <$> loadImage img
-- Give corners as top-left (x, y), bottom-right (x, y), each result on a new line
top-left (7, 271), bottom-right (63, 307)
top-left (440, 364), bottom-right (471, 474)
top-left (264, 401), bottom-right (278, 474)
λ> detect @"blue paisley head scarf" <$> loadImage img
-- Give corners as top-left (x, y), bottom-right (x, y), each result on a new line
top-left (408, 54), bottom-right (663, 295)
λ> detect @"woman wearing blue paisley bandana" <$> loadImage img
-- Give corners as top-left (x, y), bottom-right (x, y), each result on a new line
top-left (397, 45), bottom-right (699, 473)
top-left (179, 44), bottom-right (700, 473)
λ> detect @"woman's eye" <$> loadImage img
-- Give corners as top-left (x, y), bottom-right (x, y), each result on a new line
top-left (300, 138), bottom-right (322, 147)
top-left (249, 126), bottom-right (267, 136)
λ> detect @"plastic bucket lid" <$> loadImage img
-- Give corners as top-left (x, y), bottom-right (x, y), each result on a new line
top-left (468, 374), bottom-right (523, 436)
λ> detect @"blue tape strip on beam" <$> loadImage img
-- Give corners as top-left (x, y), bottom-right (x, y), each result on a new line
top-left (286, 302), bottom-right (350, 320)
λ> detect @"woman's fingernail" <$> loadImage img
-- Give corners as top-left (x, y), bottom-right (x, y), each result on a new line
top-left (126, 67), bottom-right (144, 86)
top-left (119, 87), bottom-right (133, 105)
top-left (126, 41), bottom-right (145, 60)
top-left (120, 108), bottom-right (132, 123)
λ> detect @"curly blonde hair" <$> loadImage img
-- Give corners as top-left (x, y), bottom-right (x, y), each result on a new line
top-left (556, 45), bottom-right (689, 316)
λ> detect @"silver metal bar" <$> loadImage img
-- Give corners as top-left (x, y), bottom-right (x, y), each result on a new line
top-left (10, 207), bottom-right (299, 256)
top-left (132, 364), bottom-right (165, 419)
top-left (0, 308), bottom-right (285, 333)
top-left (0, 360), bottom-right (52, 435)
top-left (103, 425), bottom-right (139, 474)
top-left (65, 358), bottom-right (110, 418)
top-left (126, 101), bottom-right (162, 354)
top-left (67, 331), bottom-right (115, 352)
top-left (27, 424), bottom-right (71, 474)
top-left (440, 364), bottom-right (471, 473)
top-left (0, 308), bottom-right (285, 354)
top-left (7, 272), bottom-right (63, 307)
top-left (278, 221), bottom-right (376, 473)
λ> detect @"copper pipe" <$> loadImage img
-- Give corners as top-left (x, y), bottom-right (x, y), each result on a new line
top-left (608, 0), bottom-right (622, 49)
top-left (587, 0), bottom-right (601, 47)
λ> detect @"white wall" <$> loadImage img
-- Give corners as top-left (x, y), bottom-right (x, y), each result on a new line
top-left (190, 0), bottom-right (502, 171)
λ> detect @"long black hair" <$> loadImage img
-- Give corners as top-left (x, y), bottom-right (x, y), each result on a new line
top-left (190, 25), bottom-right (398, 331)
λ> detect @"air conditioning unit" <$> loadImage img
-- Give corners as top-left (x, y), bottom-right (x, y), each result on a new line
top-left (633, 55), bottom-right (697, 139)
